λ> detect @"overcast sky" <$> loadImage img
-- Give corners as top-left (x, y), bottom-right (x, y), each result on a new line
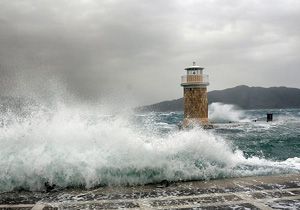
top-left (0, 0), bottom-right (299, 105)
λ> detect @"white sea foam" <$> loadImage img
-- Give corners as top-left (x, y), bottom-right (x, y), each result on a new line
top-left (209, 103), bottom-right (250, 123)
top-left (0, 104), bottom-right (298, 192)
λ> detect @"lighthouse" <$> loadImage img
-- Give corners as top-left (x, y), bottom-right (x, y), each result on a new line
top-left (181, 62), bottom-right (211, 128)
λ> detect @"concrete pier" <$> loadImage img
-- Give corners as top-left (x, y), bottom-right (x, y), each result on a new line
top-left (1, 174), bottom-right (300, 209)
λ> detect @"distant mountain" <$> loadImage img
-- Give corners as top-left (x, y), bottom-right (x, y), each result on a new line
top-left (138, 85), bottom-right (300, 112)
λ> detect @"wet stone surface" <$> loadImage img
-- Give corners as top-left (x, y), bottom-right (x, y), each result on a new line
top-left (0, 208), bottom-right (33, 210)
top-left (0, 192), bottom-right (47, 205)
top-left (249, 189), bottom-right (300, 199)
top-left (171, 203), bottom-right (260, 210)
top-left (150, 195), bottom-right (242, 207)
top-left (0, 174), bottom-right (300, 209)
top-left (267, 199), bottom-right (300, 209)
top-left (37, 187), bottom-right (230, 203)
top-left (60, 201), bottom-right (140, 210)
top-left (43, 207), bottom-right (58, 210)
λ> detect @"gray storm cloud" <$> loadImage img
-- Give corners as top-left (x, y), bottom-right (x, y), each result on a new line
top-left (0, 0), bottom-right (299, 105)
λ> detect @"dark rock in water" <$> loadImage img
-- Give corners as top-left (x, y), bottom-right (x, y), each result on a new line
top-left (44, 182), bottom-right (56, 192)
top-left (177, 123), bottom-right (183, 130)
top-left (156, 180), bottom-right (170, 188)
top-left (202, 124), bottom-right (214, 129)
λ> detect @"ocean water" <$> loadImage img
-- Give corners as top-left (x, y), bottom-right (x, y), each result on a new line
top-left (0, 102), bottom-right (299, 192)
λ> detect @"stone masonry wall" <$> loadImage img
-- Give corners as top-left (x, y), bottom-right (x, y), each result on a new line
top-left (184, 87), bottom-right (208, 120)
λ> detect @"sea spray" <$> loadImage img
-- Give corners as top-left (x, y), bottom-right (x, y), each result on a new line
top-left (209, 102), bottom-right (249, 123)
top-left (0, 104), bottom-right (299, 192)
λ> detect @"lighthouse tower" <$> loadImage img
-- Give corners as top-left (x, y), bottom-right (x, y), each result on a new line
top-left (181, 62), bottom-right (210, 127)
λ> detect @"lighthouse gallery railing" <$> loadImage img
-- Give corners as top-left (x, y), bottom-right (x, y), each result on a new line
top-left (181, 74), bottom-right (209, 85)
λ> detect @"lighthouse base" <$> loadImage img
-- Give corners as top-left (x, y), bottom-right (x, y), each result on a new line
top-left (181, 118), bottom-right (214, 129)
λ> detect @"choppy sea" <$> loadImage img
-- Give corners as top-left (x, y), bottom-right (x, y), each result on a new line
top-left (0, 102), bottom-right (299, 192)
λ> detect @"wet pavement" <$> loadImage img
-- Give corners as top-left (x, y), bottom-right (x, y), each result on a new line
top-left (1, 174), bottom-right (300, 209)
